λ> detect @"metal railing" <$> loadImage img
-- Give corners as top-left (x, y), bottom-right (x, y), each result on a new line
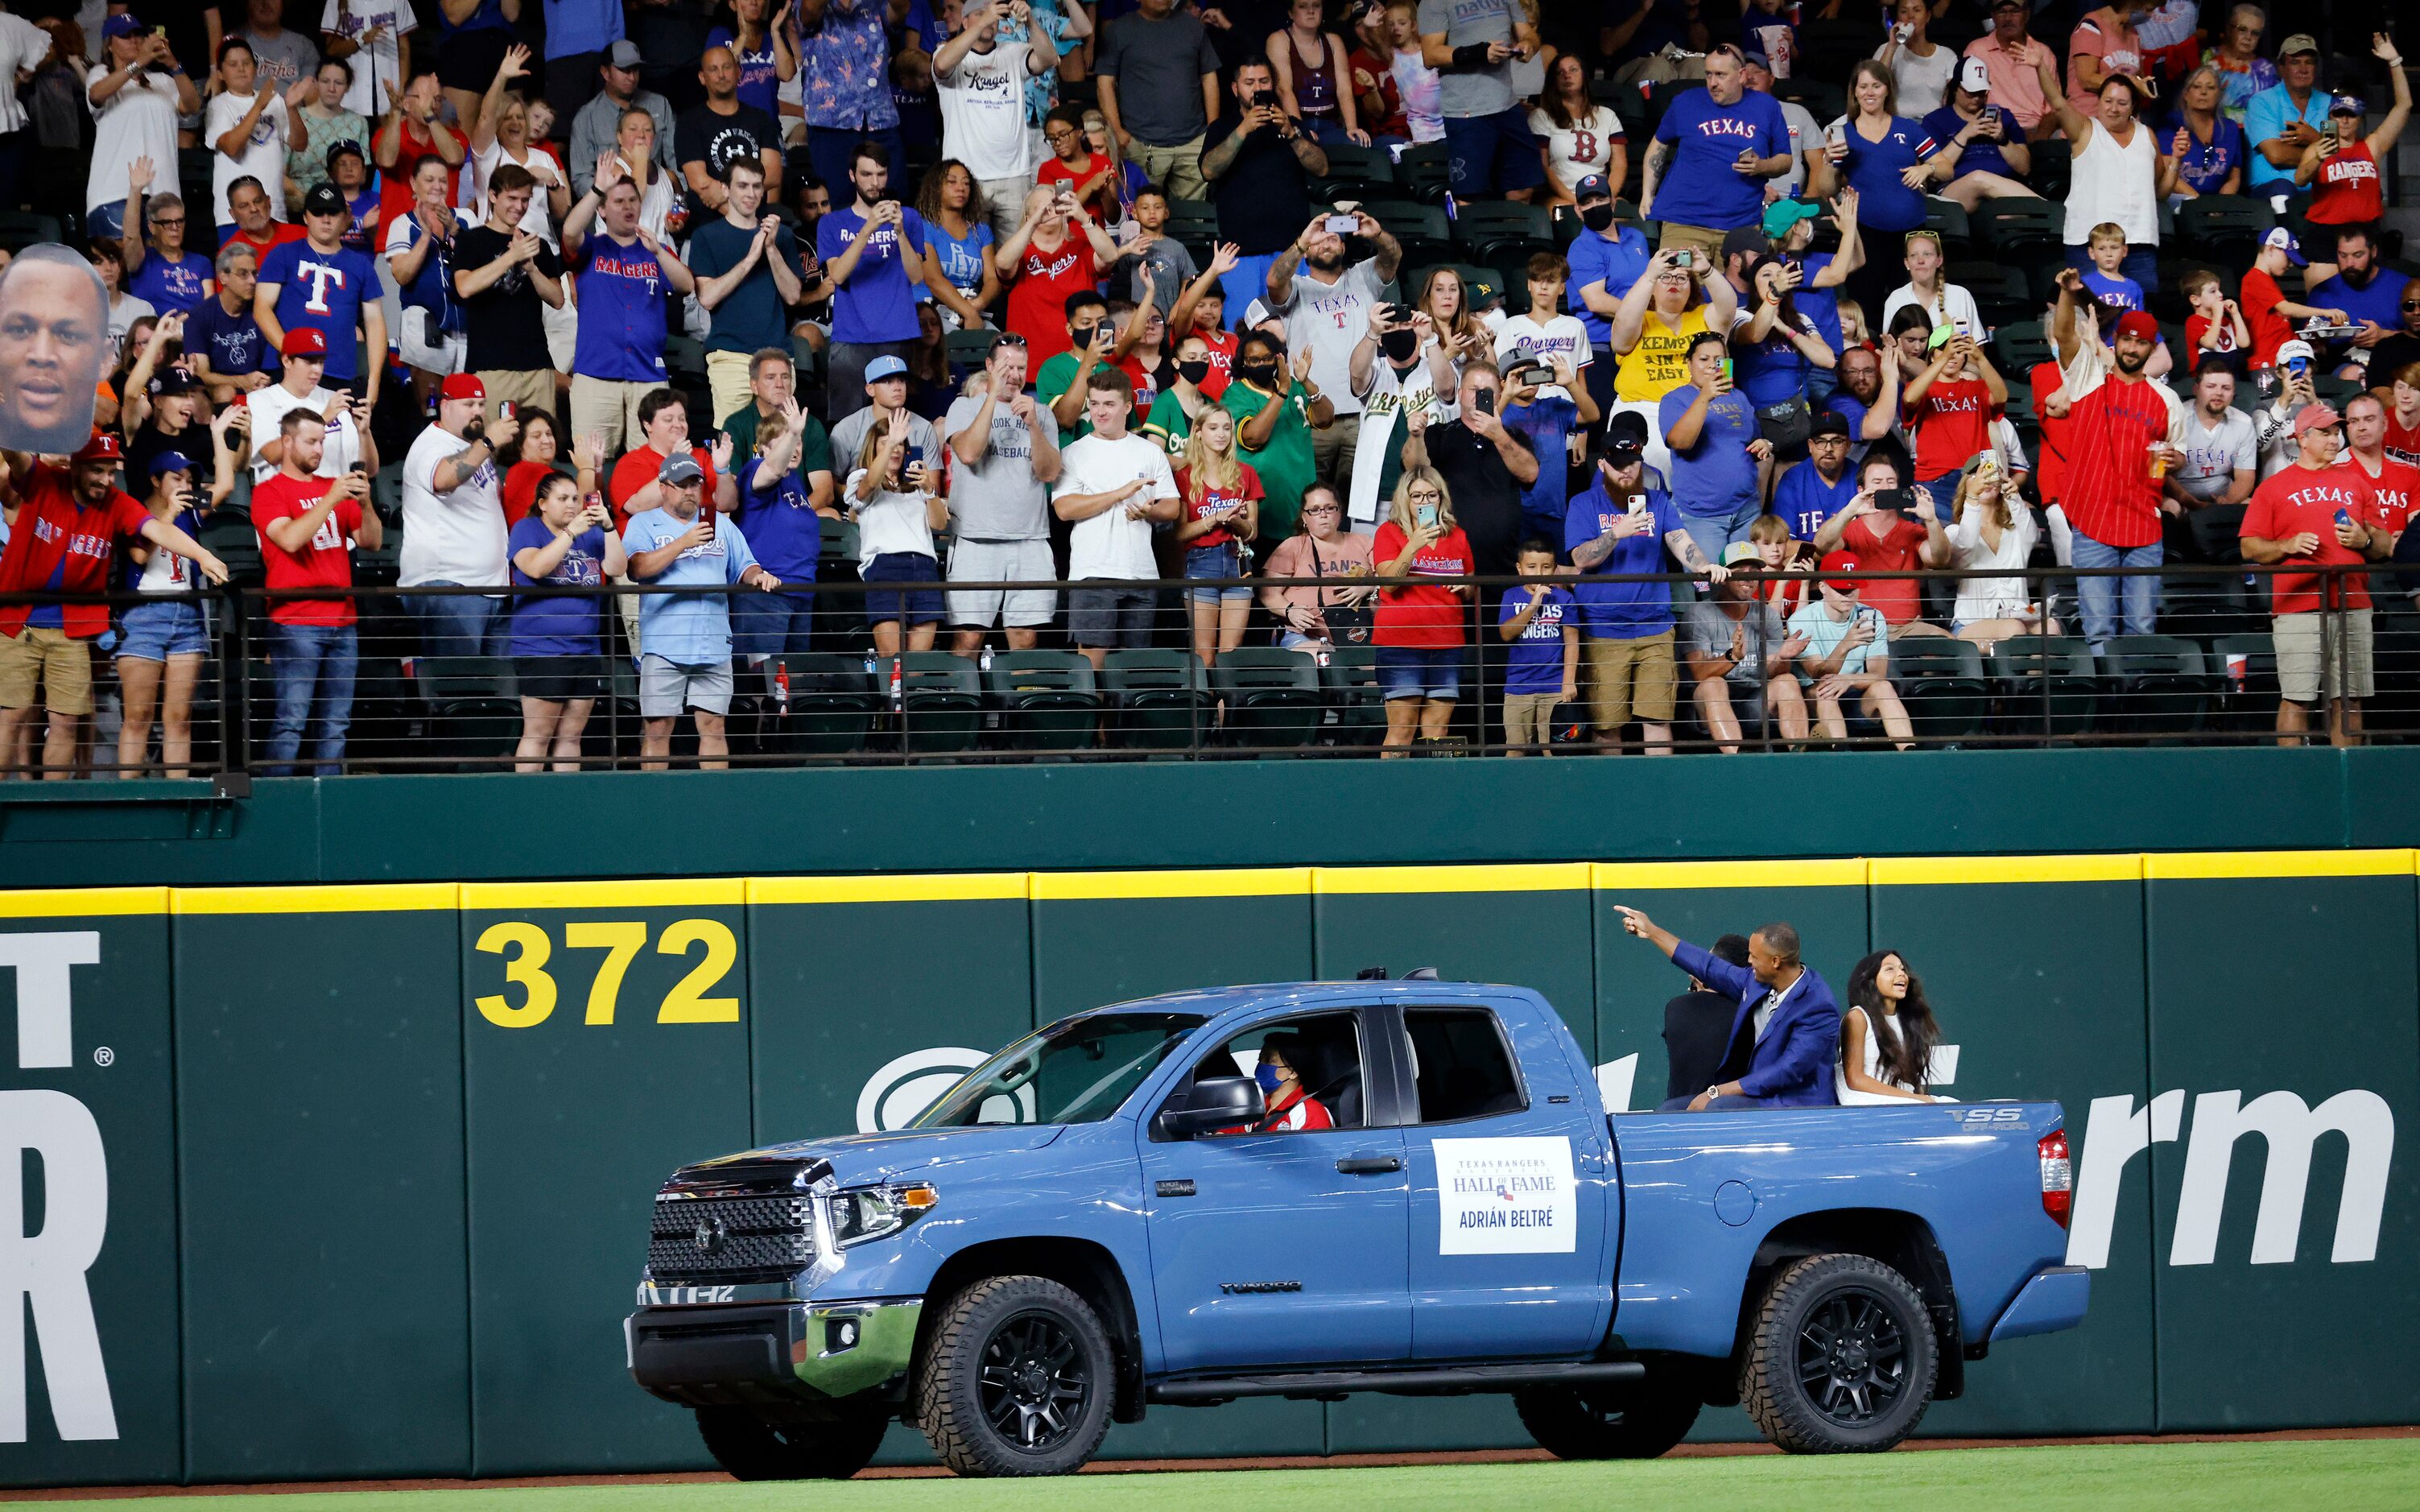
top-left (2, 560), bottom-right (2410, 778)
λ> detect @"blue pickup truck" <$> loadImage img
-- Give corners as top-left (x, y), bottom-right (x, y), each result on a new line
top-left (626, 980), bottom-right (2087, 1479)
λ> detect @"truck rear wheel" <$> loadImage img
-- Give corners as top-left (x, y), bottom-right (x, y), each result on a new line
top-left (1514, 1379), bottom-right (1700, 1460)
top-left (1741, 1254), bottom-right (1938, 1453)
top-left (695, 1407), bottom-right (889, 1480)
top-left (914, 1274), bottom-right (1115, 1477)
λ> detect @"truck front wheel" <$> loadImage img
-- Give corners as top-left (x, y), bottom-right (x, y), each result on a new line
top-left (694, 1407), bottom-right (889, 1480)
top-left (914, 1275), bottom-right (1116, 1477)
top-left (1514, 1379), bottom-right (1700, 1459)
top-left (1741, 1253), bottom-right (1939, 1453)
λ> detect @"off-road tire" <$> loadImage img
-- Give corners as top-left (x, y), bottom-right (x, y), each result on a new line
top-left (1514, 1378), bottom-right (1702, 1459)
top-left (1741, 1253), bottom-right (1938, 1452)
top-left (695, 1407), bottom-right (889, 1480)
top-left (914, 1274), bottom-right (1115, 1477)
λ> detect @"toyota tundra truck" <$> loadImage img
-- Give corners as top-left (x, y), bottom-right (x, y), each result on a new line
top-left (626, 980), bottom-right (2088, 1478)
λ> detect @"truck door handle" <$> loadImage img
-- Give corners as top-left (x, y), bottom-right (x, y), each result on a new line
top-left (1336, 1155), bottom-right (1402, 1175)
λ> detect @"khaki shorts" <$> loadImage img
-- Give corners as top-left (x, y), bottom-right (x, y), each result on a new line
top-left (476, 370), bottom-right (555, 430)
top-left (568, 374), bottom-right (657, 457)
top-left (1655, 222), bottom-right (1730, 262)
top-left (1584, 630), bottom-right (1676, 728)
top-left (2275, 608), bottom-right (2375, 704)
top-left (704, 351), bottom-right (758, 428)
top-left (0, 626), bottom-right (96, 716)
top-left (1501, 690), bottom-right (1565, 750)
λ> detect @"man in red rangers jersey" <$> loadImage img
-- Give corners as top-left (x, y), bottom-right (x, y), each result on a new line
top-left (2050, 266), bottom-right (2183, 651)
top-left (2241, 403), bottom-right (2390, 746)
top-left (0, 431), bottom-right (225, 777)
top-left (252, 406), bottom-right (383, 775)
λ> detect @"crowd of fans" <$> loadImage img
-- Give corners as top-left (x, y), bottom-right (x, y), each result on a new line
top-left (0, 0), bottom-right (2414, 775)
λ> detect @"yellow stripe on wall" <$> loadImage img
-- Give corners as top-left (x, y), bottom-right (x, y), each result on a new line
top-left (1032, 869), bottom-right (1312, 901)
top-left (169, 882), bottom-right (461, 914)
top-left (1869, 854), bottom-right (2145, 886)
top-left (1592, 858), bottom-right (1869, 890)
top-left (2141, 849), bottom-right (2419, 880)
top-left (749, 874), bottom-right (1031, 905)
top-left (1315, 863), bottom-right (1592, 894)
top-left (460, 878), bottom-right (747, 910)
top-left (0, 886), bottom-right (168, 918)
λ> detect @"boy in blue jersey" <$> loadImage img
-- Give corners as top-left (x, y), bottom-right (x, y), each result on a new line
top-left (1496, 538), bottom-right (1578, 753)
top-left (2078, 221), bottom-right (2145, 324)
top-left (255, 184), bottom-right (389, 406)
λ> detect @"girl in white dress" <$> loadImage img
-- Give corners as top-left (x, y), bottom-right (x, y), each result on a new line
top-left (1838, 949), bottom-right (1945, 1104)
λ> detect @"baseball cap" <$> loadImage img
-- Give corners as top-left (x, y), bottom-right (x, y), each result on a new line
top-left (2328, 96), bottom-right (2366, 118)
top-left (2294, 401), bottom-right (2342, 437)
top-left (864, 354), bottom-right (910, 384)
top-left (606, 39), bottom-right (643, 68)
top-left (1574, 173), bottom-right (1613, 204)
top-left (2113, 310), bottom-right (2161, 341)
top-left (1959, 56), bottom-right (1992, 94)
top-left (1722, 225), bottom-right (1767, 260)
top-left (1604, 409), bottom-right (1650, 450)
top-left (280, 327), bottom-right (328, 357)
top-left (148, 449), bottom-right (198, 478)
top-left (1927, 323), bottom-right (1958, 350)
top-left (1720, 541), bottom-right (1764, 568)
top-left (148, 368), bottom-right (202, 398)
top-left (101, 14), bottom-right (143, 40)
top-left (1819, 550), bottom-right (1860, 589)
top-left (440, 373), bottom-right (487, 403)
top-left (2278, 33), bottom-right (2319, 57)
top-left (1739, 43), bottom-right (1770, 73)
top-left (659, 452), bottom-right (705, 487)
top-left (302, 184), bottom-right (346, 217)
top-left (1761, 198), bottom-right (1822, 240)
top-left (72, 431), bottom-right (122, 463)
top-left (1989, 0), bottom-right (2025, 10)
top-left (2278, 337), bottom-right (2317, 369)
top-left (1810, 409), bottom-right (1852, 440)
top-left (325, 141), bottom-right (366, 171)
top-left (2263, 225), bottom-right (2306, 266)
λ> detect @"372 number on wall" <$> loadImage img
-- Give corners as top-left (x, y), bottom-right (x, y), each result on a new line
top-left (473, 919), bottom-right (740, 1027)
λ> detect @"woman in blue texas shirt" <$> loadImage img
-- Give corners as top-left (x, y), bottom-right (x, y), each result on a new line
top-left (1658, 330), bottom-right (1773, 561)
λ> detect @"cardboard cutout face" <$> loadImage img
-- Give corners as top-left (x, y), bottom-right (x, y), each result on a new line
top-left (0, 247), bottom-right (107, 456)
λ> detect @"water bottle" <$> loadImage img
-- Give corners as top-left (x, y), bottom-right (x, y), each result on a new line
top-left (979, 644), bottom-right (994, 672)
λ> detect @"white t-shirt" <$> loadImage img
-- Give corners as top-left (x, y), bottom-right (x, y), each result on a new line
top-left (1272, 258), bottom-right (1386, 418)
top-left (1526, 105), bottom-right (1623, 193)
top-left (321, 0), bottom-right (415, 118)
top-left (399, 423), bottom-right (509, 588)
top-left (845, 470), bottom-right (940, 563)
top-left (106, 291), bottom-right (155, 366)
top-left (1879, 39), bottom-right (1957, 115)
top-left (2175, 406), bottom-right (2257, 502)
top-left (1881, 282), bottom-right (1985, 343)
top-left (205, 92), bottom-right (294, 225)
top-left (246, 383), bottom-right (361, 481)
top-left (1056, 432), bottom-right (1176, 580)
top-left (86, 66), bottom-right (183, 216)
top-left (0, 14), bottom-right (49, 134)
top-left (935, 41), bottom-right (1034, 182)
top-left (1493, 312), bottom-right (1592, 403)
top-left (464, 139), bottom-right (568, 244)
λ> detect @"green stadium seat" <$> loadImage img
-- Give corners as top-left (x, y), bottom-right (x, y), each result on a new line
top-left (878, 652), bottom-right (984, 755)
top-left (1885, 637), bottom-right (1990, 744)
top-left (1210, 647), bottom-right (1323, 749)
top-left (766, 653), bottom-right (882, 757)
top-left (1988, 634), bottom-right (2100, 741)
top-left (982, 651), bottom-right (1101, 752)
top-left (1099, 648), bottom-right (1209, 750)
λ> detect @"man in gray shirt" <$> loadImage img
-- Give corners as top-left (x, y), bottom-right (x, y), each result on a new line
top-left (944, 337), bottom-right (1065, 654)
top-left (1266, 208), bottom-right (1402, 492)
top-left (238, 0), bottom-right (322, 92)
top-left (1415, 0), bottom-right (1545, 201)
top-left (568, 41), bottom-right (677, 198)
top-left (1684, 559), bottom-right (1809, 750)
top-left (1096, 0), bottom-right (1223, 200)
top-left (2170, 363), bottom-right (2258, 528)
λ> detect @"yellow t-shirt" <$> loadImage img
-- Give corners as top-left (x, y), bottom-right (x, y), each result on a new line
top-left (1616, 308), bottom-right (1711, 405)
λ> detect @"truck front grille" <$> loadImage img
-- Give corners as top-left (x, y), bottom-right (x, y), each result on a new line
top-left (650, 1192), bottom-right (816, 1286)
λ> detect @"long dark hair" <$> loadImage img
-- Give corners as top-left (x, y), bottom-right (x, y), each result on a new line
top-left (1845, 948), bottom-right (1941, 1093)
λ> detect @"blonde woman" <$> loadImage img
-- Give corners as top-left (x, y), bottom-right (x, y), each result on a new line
top-left (464, 45), bottom-right (570, 241)
top-left (1943, 452), bottom-right (2051, 651)
top-left (1371, 457), bottom-right (1473, 753)
top-left (848, 415), bottom-right (952, 658)
top-left (1173, 405), bottom-right (1262, 671)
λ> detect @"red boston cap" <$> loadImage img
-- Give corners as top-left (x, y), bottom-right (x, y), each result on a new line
top-left (280, 327), bottom-right (328, 357)
top-left (440, 374), bottom-right (487, 403)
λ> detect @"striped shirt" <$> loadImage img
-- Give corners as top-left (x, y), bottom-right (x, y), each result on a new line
top-left (2055, 339), bottom-right (2183, 549)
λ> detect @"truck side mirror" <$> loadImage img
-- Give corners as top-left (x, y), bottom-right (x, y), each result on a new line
top-left (1152, 1076), bottom-right (1266, 1139)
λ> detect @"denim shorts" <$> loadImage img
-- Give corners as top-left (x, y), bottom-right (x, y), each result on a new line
top-left (1184, 543), bottom-right (1251, 604)
top-left (116, 598), bottom-right (208, 661)
top-left (861, 552), bottom-right (946, 628)
top-left (1376, 643), bottom-right (1462, 701)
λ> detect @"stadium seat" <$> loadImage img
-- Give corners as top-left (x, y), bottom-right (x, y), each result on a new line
top-left (1949, 262), bottom-right (2030, 331)
top-left (1988, 634), bottom-right (2100, 741)
top-left (879, 653), bottom-right (984, 755)
top-left (2174, 196), bottom-right (2273, 268)
top-left (1990, 320), bottom-right (2055, 374)
top-left (1099, 649), bottom-right (1209, 750)
top-left (1392, 143), bottom-right (1452, 202)
top-left (766, 653), bottom-right (882, 757)
top-left (415, 656), bottom-right (522, 770)
top-left (1972, 200), bottom-right (2065, 263)
top-left (1922, 198), bottom-right (1972, 258)
top-left (0, 210), bottom-right (62, 251)
top-left (2207, 631), bottom-right (2278, 732)
top-left (982, 651), bottom-right (1101, 752)
top-left (1211, 647), bottom-right (1324, 749)
top-left (2099, 634), bottom-right (2217, 737)
top-left (1363, 200), bottom-right (1453, 273)
top-left (944, 326), bottom-right (997, 375)
top-left (1316, 142), bottom-right (1394, 187)
top-left (1319, 643), bottom-right (1386, 746)
top-left (1452, 200), bottom-right (1555, 270)
top-left (1883, 637), bottom-right (1989, 743)
top-left (1771, 75), bottom-right (1845, 123)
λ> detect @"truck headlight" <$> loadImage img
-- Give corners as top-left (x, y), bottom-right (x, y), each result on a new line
top-left (827, 1183), bottom-right (939, 1249)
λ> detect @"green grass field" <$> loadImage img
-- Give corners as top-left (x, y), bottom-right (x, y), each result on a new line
top-left (140, 1440), bottom-right (2420, 1512)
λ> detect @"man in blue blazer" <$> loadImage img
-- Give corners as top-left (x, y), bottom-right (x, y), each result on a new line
top-left (1614, 907), bottom-right (1841, 1109)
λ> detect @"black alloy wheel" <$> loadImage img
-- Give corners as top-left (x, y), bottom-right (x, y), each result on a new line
top-left (1794, 1287), bottom-right (1909, 1427)
top-left (976, 1309), bottom-right (1095, 1454)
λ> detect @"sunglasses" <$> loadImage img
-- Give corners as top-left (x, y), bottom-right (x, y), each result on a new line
top-left (2401, 302), bottom-right (2420, 312)
top-left (992, 333), bottom-right (1029, 346)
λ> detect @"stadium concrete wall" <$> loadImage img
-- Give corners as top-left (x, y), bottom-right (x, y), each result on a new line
top-left (0, 843), bottom-right (2414, 1485)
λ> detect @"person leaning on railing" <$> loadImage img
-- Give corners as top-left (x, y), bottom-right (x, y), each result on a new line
top-left (1369, 460), bottom-right (1471, 755)
top-left (1259, 484), bottom-right (1373, 651)
top-left (253, 409), bottom-right (382, 778)
top-left (507, 470), bottom-right (627, 773)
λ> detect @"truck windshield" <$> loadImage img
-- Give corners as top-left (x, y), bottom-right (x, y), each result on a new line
top-left (913, 1013), bottom-right (1208, 1128)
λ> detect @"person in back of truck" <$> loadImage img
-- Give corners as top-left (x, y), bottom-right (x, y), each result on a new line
top-left (1612, 908), bottom-right (1841, 1109)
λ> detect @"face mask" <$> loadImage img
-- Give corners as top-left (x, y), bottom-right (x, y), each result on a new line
top-left (1071, 324), bottom-right (1098, 349)
top-left (1380, 327), bottom-right (1419, 361)
top-left (1580, 203), bottom-right (1615, 232)
top-left (1238, 362), bottom-right (1279, 388)
top-left (1255, 1065), bottom-right (1282, 1095)
top-left (1177, 358), bottom-right (1212, 385)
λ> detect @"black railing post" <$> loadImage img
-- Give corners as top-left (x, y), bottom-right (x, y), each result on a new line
top-left (226, 585), bottom-right (251, 776)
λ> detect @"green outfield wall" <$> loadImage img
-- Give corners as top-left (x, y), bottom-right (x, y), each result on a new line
top-left (0, 836), bottom-right (2413, 1485)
